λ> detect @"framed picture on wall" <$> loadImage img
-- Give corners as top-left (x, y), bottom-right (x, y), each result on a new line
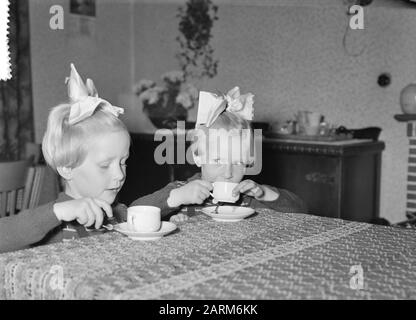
top-left (69, 0), bottom-right (96, 38)
top-left (70, 0), bottom-right (96, 17)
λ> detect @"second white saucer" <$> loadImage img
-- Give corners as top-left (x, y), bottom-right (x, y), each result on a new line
top-left (114, 221), bottom-right (177, 240)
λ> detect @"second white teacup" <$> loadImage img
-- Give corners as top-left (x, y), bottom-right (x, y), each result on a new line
top-left (211, 181), bottom-right (239, 203)
top-left (127, 205), bottom-right (161, 232)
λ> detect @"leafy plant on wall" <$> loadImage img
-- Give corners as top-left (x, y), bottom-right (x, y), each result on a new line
top-left (176, 0), bottom-right (219, 81)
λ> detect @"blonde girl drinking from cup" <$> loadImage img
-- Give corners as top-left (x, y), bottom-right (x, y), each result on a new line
top-left (133, 87), bottom-right (307, 222)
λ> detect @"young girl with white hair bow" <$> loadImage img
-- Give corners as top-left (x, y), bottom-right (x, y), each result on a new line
top-left (134, 86), bottom-right (307, 223)
top-left (0, 64), bottom-right (132, 252)
top-left (0, 64), bottom-right (179, 252)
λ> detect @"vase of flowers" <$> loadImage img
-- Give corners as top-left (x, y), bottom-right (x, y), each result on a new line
top-left (133, 0), bottom-right (218, 130)
top-left (133, 71), bottom-right (198, 129)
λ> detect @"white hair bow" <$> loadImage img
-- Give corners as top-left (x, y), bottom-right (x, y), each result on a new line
top-left (196, 86), bottom-right (254, 127)
top-left (66, 63), bottom-right (124, 125)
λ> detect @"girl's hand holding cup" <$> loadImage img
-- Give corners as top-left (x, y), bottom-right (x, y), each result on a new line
top-left (232, 180), bottom-right (265, 199)
top-left (168, 180), bottom-right (213, 207)
top-left (53, 198), bottom-right (113, 229)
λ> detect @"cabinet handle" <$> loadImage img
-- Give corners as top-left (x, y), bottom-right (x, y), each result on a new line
top-left (305, 172), bottom-right (335, 185)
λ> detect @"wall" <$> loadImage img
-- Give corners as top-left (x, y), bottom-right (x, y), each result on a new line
top-left (28, 0), bottom-right (416, 223)
top-left (130, 0), bottom-right (416, 223)
top-left (29, 0), bottom-right (134, 143)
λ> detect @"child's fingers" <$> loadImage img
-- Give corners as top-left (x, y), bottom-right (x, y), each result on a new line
top-left (252, 186), bottom-right (263, 197)
top-left (240, 180), bottom-right (257, 194)
top-left (76, 211), bottom-right (88, 225)
top-left (232, 180), bottom-right (249, 196)
top-left (87, 200), bottom-right (104, 229)
top-left (176, 214), bottom-right (187, 222)
top-left (198, 187), bottom-right (211, 199)
top-left (200, 189), bottom-right (211, 200)
top-left (84, 206), bottom-right (96, 227)
top-left (179, 214), bottom-right (189, 221)
top-left (196, 180), bottom-right (213, 191)
top-left (233, 180), bottom-right (262, 197)
top-left (170, 214), bottom-right (188, 223)
top-left (196, 193), bottom-right (207, 204)
top-left (244, 185), bottom-right (263, 198)
top-left (93, 198), bottom-right (113, 218)
top-left (232, 185), bottom-right (240, 196)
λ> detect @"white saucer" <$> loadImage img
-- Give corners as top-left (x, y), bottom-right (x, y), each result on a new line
top-left (212, 198), bottom-right (238, 204)
top-left (114, 221), bottom-right (177, 241)
top-left (202, 206), bottom-right (255, 222)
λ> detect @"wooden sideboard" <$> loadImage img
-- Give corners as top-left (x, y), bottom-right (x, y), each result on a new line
top-left (257, 138), bottom-right (385, 222)
top-left (119, 133), bottom-right (385, 223)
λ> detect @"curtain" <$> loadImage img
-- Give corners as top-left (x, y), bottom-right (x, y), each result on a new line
top-left (0, 0), bottom-right (34, 161)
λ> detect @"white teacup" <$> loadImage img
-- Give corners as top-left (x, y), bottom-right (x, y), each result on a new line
top-left (210, 181), bottom-right (239, 203)
top-left (127, 206), bottom-right (161, 232)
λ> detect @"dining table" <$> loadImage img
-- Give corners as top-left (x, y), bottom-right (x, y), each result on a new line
top-left (0, 207), bottom-right (415, 300)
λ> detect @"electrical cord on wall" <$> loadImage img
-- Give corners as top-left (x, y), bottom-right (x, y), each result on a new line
top-left (342, 20), bottom-right (366, 57)
top-left (342, 0), bottom-right (372, 57)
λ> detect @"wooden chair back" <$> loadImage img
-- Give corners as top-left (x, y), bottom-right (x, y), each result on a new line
top-left (0, 160), bottom-right (30, 217)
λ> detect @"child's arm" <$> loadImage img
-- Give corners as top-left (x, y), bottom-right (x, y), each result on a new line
top-left (130, 180), bottom-right (212, 219)
top-left (129, 181), bottom-right (184, 218)
top-left (53, 198), bottom-right (113, 227)
top-left (253, 185), bottom-right (308, 213)
top-left (0, 202), bottom-right (61, 253)
top-left (233, 180), bottom-right (308, 213)
top-left (0, 197), bottom-right (113, 253)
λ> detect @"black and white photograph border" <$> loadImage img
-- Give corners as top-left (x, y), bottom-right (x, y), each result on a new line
top-left (0, 0), bottom-right (415, 306)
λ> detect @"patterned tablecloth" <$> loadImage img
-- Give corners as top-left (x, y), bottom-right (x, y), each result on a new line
top-left (0, 209), bottom-right (415, 300)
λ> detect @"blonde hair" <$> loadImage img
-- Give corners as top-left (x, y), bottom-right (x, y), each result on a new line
top-left (42, 103), bottom-right (129, 171)
top-left (192, 111), bottom-right (253, 158)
